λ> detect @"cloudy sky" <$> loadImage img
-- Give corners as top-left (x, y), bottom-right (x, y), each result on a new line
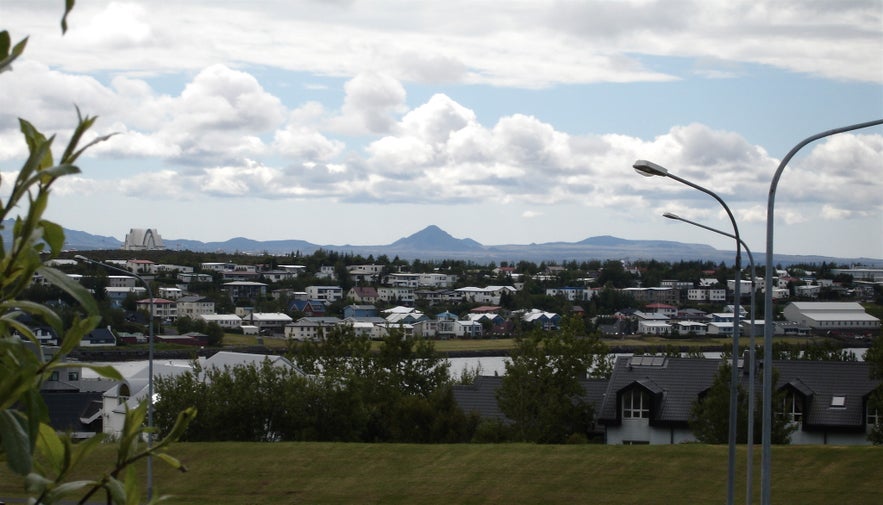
top-left (2, 1), bottom-right (882, 259)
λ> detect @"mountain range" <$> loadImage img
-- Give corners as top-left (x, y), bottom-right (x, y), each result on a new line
top-left (2, 221), bottom-right (880, 266)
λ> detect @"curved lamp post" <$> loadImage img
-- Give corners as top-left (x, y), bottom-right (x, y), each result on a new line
top-left (76, 255), bottom-right (155, 501)
top-left (761, 118), bottom-right (883, 505)
top-left (634, 160), bottom-right (742, 505)
top-left (664, 212), bottom-right (758, 504)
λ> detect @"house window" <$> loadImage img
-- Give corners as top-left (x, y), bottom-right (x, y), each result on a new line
top-left (869, 407), bottom-right (880, 427)
top-left (830, 395), bottom-right (846, 408)
top-left (781, 391), bottom-right (803, 423)
top-left (622, 389), bottom-right (650, 419)
top-left (68, 371), bottom-right (80, 381)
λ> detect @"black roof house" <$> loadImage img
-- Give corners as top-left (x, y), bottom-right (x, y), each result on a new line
top-left (597, 356), bottom-right (722, 429)
top-left (773, 359), bottom-right (879, 433)
top-left (598, 355), bottom-right (881, 443)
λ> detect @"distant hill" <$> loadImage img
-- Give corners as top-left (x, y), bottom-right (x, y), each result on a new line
top-left (388, 225), bottom-right (484, 251)
top-left (3, 220), bottom-right (880, 266)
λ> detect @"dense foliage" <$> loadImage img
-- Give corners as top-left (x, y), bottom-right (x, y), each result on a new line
top-left (154, 326), bottom-right (478, 443)
top-left (496, 318), bottom-right (610, 443)
top-left (689, 364), bottom-right (794, 444)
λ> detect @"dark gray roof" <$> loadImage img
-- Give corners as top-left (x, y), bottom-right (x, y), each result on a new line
top-left (452, 375), bottom-right (611, 426)
top-left (772, 359), bottom-right (879, 430)
top-left (598, 356), bottom-right (722, 426)
top-left (597, 356), bottom-right (881, 431)
top-left (452, 376), bottom-right (508, 422)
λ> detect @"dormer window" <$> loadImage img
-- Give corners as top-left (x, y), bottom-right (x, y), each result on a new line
top-left (830, 395), bottom-right (846, 408)
top-left (781, 391), bottom-right (803, 423)
top-left (622, 389), bottom-right (650, 419)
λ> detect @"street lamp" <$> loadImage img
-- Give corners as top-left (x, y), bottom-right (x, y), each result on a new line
top-left (76, 255), bottom-right (155, 500)
top-left (634, 160), bottom-right (742, 505)
top-left (664, 212), bottom-right (758, 504)
top-left (760, 118), bottom-right (883, 505)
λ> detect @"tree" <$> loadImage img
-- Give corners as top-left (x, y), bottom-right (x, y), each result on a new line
top-left (0, 8), bottom-right (193, 503)
top-left (497, 317), bottom-right (609, 443)
top-left (689, 364), bottom-right (794, 444)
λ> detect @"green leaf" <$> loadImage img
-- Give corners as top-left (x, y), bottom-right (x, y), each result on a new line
top-left (24, 471), bottom-right (54, 495)
top-left (124, 464), bottom-right (140, 505)
top-left (81, 364), bottom-right (125, 381)
top-left (36, 421), bottom-right (65, 475)
top-left (106, 475), bottom-right (127, 505)
top-left (46, 480), bottom-right (99, 503)
top-left (154, 452), bottom-right (188, 473)
top-left (62, 0), bottom-right (77, 34)
top-left (0, 30), bottom-right (9, 57)
top-left (0, 33), bottom-right (27, 73)
top-left (40, 220), bottom-right (64, 256)
top-left (58, 315), bottom-right (101, 356)
top-left (0, 410), bottom-right (32, 475)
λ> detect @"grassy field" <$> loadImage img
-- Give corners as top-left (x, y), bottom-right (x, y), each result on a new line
top-left (220, 333), bottom-right (834, 355)
top-left (2, 443), bottom-right (881, 505)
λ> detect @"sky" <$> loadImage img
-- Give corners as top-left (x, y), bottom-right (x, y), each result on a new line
top-left (2, 0), bottom-right (882, 259)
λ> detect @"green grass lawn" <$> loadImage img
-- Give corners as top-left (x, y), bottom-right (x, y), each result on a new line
top-left (2, 443), bottom-right (881, 505)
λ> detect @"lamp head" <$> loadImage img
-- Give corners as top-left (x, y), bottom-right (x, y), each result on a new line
top-left (633, 159), bottom-right (669, 177)
top-left (662, 212), bottom-right (681, 220)
top-left (74, 254), bottom-right (89, 262)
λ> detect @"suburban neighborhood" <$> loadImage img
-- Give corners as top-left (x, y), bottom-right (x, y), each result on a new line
top-left (16, 233), bottom-right (881, 447)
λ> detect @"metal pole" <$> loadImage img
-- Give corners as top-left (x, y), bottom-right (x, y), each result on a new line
top-left (634, 161), bottom-right (741, 505)
top-left (76, 255), bottom-right (155, 500)
top-left (663, 213), bottom-right (757, 503)
top-left (761, 119), bottom-right (883, 505)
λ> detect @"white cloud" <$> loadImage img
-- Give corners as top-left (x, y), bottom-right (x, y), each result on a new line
top-left (325, 72), bottom-right (407, 135)
top-left (6, 1), bottom-right (879, 86)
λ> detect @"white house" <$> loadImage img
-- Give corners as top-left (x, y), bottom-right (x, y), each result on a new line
top-left (199, 313), bottom-right (242, 329)
top-left (305, 285), bottom-right (343, 303)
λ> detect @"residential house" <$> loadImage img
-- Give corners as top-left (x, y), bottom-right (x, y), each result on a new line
top-left (105, 286), bottom-right (147, 306)
top-left (417, 273), bottom-right (458, 288)
top-left (674, 321), bottom-right (707, 336)
top-left (546, 286), bottom-right (599, 301)
top-left (79, 327), bottom-right (117, 347)
top-left (289, 299), bottom-right (327, 317)
top-left (135, 298), bottom-right (177, 321)
top-left (107, 275), bottom-right (137, 288)
top-left (176, 295), bottom-right (215, 319)
top-left (348, 264), bottom-right (384, 283)
top-left (285, 317), bottom-right (343, 341)
top-left (239, 312), bottom-right (294, 334)
top-left (455, 286), bottom-right (518, 305)
top-left (178, 272), bottom-right (213, 284)
top-left (199, 313), bottom-right (242, 329)
top-left (521, 309), bottom-right (560, 330)
top-left (224, 281), bottom-right (268, 304)
top-left (158, 287), bottom-right (183, 300)
top-left (644, 303), bottom-right (678, 318)
top-left (597, 356), bottom-right (881, 445)
top-left (305, 285), bottom-right (344, 303)
top-left (347, 286), bottom-right (379, 304)
top-left (378, 286), bottom-right (416, 305)
top-left (621, 287), bottom-right (679, 305)
top-left (597, 356), bottom-right (724, 444)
